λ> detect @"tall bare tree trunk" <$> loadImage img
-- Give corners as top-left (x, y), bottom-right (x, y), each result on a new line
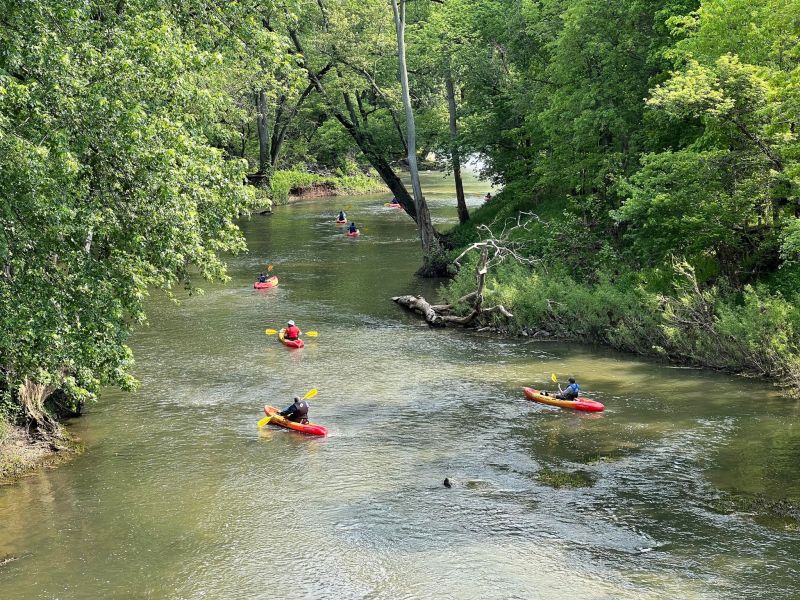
top-left (445, 73), bottom-right (469, 224)
top-left (391, 0), bottom-right (438, 257)
top-left (256, 89), bottom-right (270, 176)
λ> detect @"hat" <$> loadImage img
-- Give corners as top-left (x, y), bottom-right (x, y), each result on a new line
top-left (293, 396), bottom-right (300, 402)
top-left (288, 320), bottom-right (295, 326)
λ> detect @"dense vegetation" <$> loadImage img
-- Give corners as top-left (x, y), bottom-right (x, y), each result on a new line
top-left (440, 0), bottom-right (800, 388)
top-left (1, 0), bottom-right (798, 440)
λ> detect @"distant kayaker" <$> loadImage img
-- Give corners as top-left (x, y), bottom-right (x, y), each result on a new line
top-left (337, 210), bottom-right (346, 221)
top-left (285, 320), bottom-right (301, 340)
top-left (279, 396), bottom-right (310, 424)
top-left (258, 272), bottom-right (267, 283)
top-left (555, 377), bottom-right (580, 401)
top-left (348, 222), bottom-right (357, 234)
top-left (484, 192), bottom-right (492, 202)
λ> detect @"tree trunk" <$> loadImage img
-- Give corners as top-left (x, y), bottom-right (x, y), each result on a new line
top-left (256, 89), bottom-right (270, 176)
top-left (445, 73), bottom-right (469, 224)
top-left (391, 0), bottom-right (438, 256)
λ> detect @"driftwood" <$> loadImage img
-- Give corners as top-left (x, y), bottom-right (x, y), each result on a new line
top-left (393, 248), bottom-right (514, 327)
top-left (392, 213), bottom-right (539, 328)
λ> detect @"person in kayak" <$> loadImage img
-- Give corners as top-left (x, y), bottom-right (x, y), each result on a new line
top-left (258, 272), bottom-right (268, 283)
top-left (279, 396), bottom-right (310, 424)
top-left (285, 320), bottom-right (301, 340)
top-left (337, 210), bottom-right (346, 221)
top-left (554, 377), bottom-right (580, 400)
top-left (348, 222), bottom-right (358, 234)
top-left (484, 192), bottom-right (492, 202)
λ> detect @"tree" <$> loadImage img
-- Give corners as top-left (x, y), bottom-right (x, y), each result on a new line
top-left (391, 0), bottom-right (438, 256)
top-left (0, 0), bottom-right (290, 435)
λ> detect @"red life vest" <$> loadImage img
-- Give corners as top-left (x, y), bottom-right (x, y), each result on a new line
top-left (285, 325), bottom-right (301, 339)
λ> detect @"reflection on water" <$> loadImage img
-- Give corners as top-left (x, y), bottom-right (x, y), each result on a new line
top-left (1, 170), bottom-right (799, 599)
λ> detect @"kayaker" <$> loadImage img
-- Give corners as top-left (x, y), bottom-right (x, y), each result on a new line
top-left (279, 396), bottom-right (310, 424)
top-left (285, 320), bottom-right (301, 341)
top-left (484, 192), bottom-right (492, 202)
top-left (258, 272), bottom-right (267, 283)
top-left (337, 210), bottom-right (346, 221)
top-left (555, 377), bottom-right (580, 401)
top-left (348, 222), bottom-right (358, 234)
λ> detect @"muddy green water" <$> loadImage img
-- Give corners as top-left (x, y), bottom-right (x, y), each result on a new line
top-left (2, 172), bottom-right (799, 599)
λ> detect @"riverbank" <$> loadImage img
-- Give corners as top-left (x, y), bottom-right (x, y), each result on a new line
top-left (0, 424), bottom-right (82, 485)
top-left (270, 169), bottom-right (386, 204)
top-left (442, 189), bottom-right (800, 394)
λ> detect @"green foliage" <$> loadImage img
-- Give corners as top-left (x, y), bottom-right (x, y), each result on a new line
top-left (0, 1), bottom-right (262, 425)
top-left (269, 169), bottom-right (385, 204)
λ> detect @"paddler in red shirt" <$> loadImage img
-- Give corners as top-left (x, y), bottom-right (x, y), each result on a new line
top-left (285, 320), bottom-right (301, 340)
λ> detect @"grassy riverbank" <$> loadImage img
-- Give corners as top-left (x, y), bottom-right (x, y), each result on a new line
top-left (443, 189), bottom-right (800, 393)
top-left (269, 169), bottom-right (386, 204)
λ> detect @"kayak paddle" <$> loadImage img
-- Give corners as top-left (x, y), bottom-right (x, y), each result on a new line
top-left (265, 328), bottom-right (318, 337)
top-left (551, 373), bottom-right (558, 383)
top-left (258, 388), bottom-right (319, 428)
top-left (267, 264), bottom-right (273, 272)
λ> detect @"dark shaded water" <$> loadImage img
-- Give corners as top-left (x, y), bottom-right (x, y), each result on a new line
top-left (1, 172), bottom-right (799, 599)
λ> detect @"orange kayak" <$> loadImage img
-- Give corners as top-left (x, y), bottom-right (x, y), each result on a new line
top-left (263, 405), bottom-right (328, 436)
top-left (278, 328), bottom-right (304, 348)
top-left (254, 276), bottom-right (278, 289)
top-left (523, 387), bottom-right (604, 412)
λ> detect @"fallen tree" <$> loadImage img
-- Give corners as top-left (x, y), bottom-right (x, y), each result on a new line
top-left (392, 213), bottom-right (538, 327)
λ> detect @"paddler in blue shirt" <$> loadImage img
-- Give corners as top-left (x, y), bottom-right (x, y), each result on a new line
top-left (258, 272), bottom-right (267, 283)
top-left (555, 377), bottom-right (580, 400)
top-left (279, 396), bottom-right (310, 424)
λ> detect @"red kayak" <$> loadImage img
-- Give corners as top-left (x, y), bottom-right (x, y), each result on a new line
top-left (279, 328), bottom-right (304, 348)
top-left (523, 387), bottom-right (605, 412)
top-left (254, 276), bottom-right (278, 289)
top-left (384, 202), bottom-right (402, 208)
top-left (263, 405), bottom-right (328, 436)
top-left (345, 230), bottom-right (360, 237)
top-left (335, 219), bottom-right (347, 224)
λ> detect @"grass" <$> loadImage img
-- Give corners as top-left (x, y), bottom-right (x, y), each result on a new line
top-left (269, 169), bottom-right (386, 204)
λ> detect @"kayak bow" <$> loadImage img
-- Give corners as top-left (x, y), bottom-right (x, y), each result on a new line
top-left (523, 387), bottom-right (604, 412)
top-left (263, 405), bottom-right (328, 436)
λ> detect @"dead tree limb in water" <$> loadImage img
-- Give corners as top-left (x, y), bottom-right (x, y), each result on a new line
top-left (392, 213), bottom-right (539, 327)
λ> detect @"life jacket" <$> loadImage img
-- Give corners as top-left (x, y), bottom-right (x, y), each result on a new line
top-left (285, 325), bottom-right (301, 339)
top-left (289, 400), bottom-right (309, 423)
top-left (564, 383), bottom-right (580, 398)
top-left (348, 224), bottom-right (357, 233)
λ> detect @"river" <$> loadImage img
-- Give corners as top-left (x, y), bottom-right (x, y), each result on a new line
top-left (1, 171), bottom-right (799, 599)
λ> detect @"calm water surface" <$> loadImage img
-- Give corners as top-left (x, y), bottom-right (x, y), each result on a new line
top-left (1, 171), bottom-right (799, 599)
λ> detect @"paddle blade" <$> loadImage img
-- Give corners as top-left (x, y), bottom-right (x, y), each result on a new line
top-left (551, 372), bottom-right (558, 383)
top-left (267, 264), bottom-right (273, 272)
top-left (362, 228), bottom-right (368, 233)
top-left (265, 328), bottom-right (278, 335)
top-left (306, 331), bottom-right (318, 337)
top-left (257, 415), bottom-right (272, 428)
top-left (303, 388), bottom-right (318, 400)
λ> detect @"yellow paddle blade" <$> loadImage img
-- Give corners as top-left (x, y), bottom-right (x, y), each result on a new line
top-left (257, 415), bottom-right (272, 428)
top-left (267, 264), bottom-right (273, 272)
top-left (303, 388), bottom-right (318, 399)
top-left (306, 331), bottom-right (318, 337)
top-left (265, 328), bottom-right (278, 335)
top-left (551, 373), bottom-right (558, 383)
top-left (362, 228), bottom-right (368, 233)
